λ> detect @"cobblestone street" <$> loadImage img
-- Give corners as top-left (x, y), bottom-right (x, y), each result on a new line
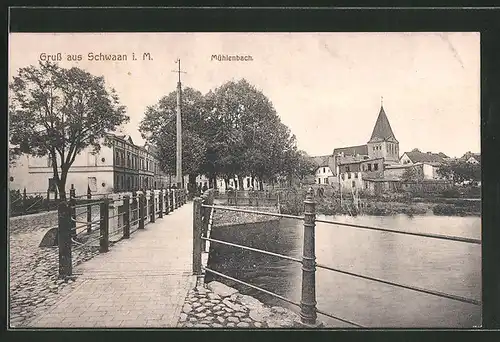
top-left (178, 280), bottom-right (302, 328)
top-left (9, 208), bottom-right (101, 327)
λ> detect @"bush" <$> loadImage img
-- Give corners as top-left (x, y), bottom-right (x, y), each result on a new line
top-left (433, 204), bottom-right (458, 215)
top-left (9, 190), bottom-right (59, 217)
top-left (440, 187), bottom-right (461, 198)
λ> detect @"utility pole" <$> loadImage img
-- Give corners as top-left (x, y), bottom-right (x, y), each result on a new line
top-left (172, 59), bottom-right (186, 189)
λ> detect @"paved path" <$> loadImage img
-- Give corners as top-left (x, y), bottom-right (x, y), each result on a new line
top-left (29, 203), bottom-right (196, 328)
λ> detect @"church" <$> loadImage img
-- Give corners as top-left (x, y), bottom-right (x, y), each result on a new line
top-left (332, 103), bottom-right (399, 172)
top-left (315, 102), bottom-right (402, 192)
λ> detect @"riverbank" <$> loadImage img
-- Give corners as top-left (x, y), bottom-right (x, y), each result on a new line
top-left (178, 279), bottom-right (304, 328)
top-left (280, 195), bottom-right (480, 217)
top-left (213, 206), bottom-right (280, 226)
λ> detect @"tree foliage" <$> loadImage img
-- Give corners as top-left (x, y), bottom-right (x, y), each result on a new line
top-left (139, 79), bottom-right (314, 189)
top-left (139, 87), bottom-right (207, 178)
top-left (437, 159), bottom-right (481, 184)
top-left (401, 165), bottom-right (424, 182)
top-left (9, 61), bottom-right (129, 199)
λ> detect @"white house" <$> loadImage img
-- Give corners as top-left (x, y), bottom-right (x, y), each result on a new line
top-left (310, 155), bottom-right (335, 185)
top-left (462, 152), bottom-right (481, 165)
top-left (399, 150), bottom-right (447, 180)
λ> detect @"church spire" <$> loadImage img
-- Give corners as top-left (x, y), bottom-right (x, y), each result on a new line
top-left (368, 101), bottom-right (398, 143)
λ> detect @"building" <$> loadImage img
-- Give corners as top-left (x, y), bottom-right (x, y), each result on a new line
top-left (461, 152), bottom-right (481, 164)
top-left (337, 157), bottom-right (385, 190)
top-left (8, 134), bottom-right (174, 196)
top-left (366, 105), bottom-right (400, 165)
top-left (310, 155), bottom-right (335, 185)
top-left (332, 145), bottom-right (369, 176)
top-left (399, 149), bottom-right (447, 180)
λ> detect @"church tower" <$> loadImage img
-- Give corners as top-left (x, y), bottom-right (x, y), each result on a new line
top-left (367, 102), bottom-right (399, 164)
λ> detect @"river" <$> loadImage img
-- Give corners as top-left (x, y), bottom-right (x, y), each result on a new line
top-left (206, 214), bottom-right (481, 328)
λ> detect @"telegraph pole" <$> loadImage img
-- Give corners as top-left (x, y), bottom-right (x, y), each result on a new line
top-left (172, 59), bottom-right (186, 189)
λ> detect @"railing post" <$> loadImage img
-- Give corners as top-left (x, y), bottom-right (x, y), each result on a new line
top-left (23, 187), bottom-right (27, 213)
top-left (139, 192), bottom-right (145, 230)
top-left (201, 194), bottom-right (209, 244)
top-left (132, 190), bottom-right (137, 223)
top-left (123, 195), bottom-right (130, 239)
top-left (46, 187), bottom-right (50, 211)
top-left (70, 185), bottom-right (76, 238)
top-left (100, 198), bottom-right (110, 253)
top-left (150, 190), bottom-right (156, 223)
top-left (170, 190), bottom-right (174, 212)
top-left (86, 187), bottom-right (92, 233)
top-left (300, 187), bottom-right (320, 327)
top-left (58, 201), bottom-right (73, 278)
top-left (174, 190), bottom-right (177, 209)
top-left (193, 197), bottom-right (202, 275)
top-left (159, 189), bottom-right (164, 218)
top-left (165, 189), bottom-right (170, 214)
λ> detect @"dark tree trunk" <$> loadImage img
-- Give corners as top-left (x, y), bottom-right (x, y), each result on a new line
top-left (57, 168), bottom-right (68, 201)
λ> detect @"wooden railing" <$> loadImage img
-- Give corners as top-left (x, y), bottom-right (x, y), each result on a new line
top-left (57, 188), bottom-right (188, 277)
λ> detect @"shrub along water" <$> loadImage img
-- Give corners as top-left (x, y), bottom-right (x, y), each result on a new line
top-left (276, 186), bottom-right (480, 217)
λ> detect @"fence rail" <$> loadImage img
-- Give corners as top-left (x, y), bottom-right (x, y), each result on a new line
top-left (56, 187), bottom-right (188, 277)
top-left (193, 187), bottom-right (482, 328)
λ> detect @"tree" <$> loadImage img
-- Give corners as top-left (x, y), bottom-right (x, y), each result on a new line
top-left (401, 165), bottom-right (424, 182)
top-left (203, 79), bottom-right (298, 190)
top-left (9, 62), bottom-right (129, 200)
top-left (140, 87), bottom-right (207, 188)
top-left (437, 159), bottom-right (481, 184)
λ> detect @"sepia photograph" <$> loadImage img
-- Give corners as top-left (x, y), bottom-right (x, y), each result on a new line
top-left (8, 31), bottom-right (481, 329)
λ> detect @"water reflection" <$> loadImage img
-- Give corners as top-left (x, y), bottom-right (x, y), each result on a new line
top-left (206, 214), bottom-right (481, 328)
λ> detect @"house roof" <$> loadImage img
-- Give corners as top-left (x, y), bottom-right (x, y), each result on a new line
top-left (363, 176), bottom-right (401, 182)
top-left (333, 144), bottom-right (368, 156)
top-left (402, 151), bottom-right (446, 165)
top-left (310, 155), bottom-right (333, 168)
top-left (368, 106), bottom-right (398, 143)
top-left (338, 157), bottom-right (384, 166)
top-left (462, 152), bottom-right (481, 163)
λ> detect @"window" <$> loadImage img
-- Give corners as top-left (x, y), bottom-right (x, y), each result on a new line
top-left (374, 163), bottom-right (379, 171)
top-left (368, 164), bottom-right (372, 171)
top-left (352, 181), bottom-right (356, 188)
top-left (348, 172), bottom-right (351, 179)
top-left (317, 178), bottom-right (320, 184)
top-left (346, 166), bottom-right (350, 172)
top-left (323, 167), bottom-right (326, 173)
top-left (341, 174), bottom-right (345, 181)
top-left (355, 172), bottom-right (358, 179)
top-left (325, 178), bottom-right (329, 184)
top-left (365, 182), bottom-right (368, 189)
top-left (115, 151), bottom-right (120, 166)
top-left (88, 177), bottom-right (97, 192)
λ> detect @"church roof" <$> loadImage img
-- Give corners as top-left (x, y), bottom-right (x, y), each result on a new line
top-left (333, 144), bottom-right (368, 156)
top-left (368, 106), bottom-right (398, 143)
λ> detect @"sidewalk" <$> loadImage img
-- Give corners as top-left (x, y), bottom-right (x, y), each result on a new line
top-left (29, 203), bottom-right (196, 328)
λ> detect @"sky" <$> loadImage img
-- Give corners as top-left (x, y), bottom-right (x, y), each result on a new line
top-left (9, 32), bottom-right (480, 159)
